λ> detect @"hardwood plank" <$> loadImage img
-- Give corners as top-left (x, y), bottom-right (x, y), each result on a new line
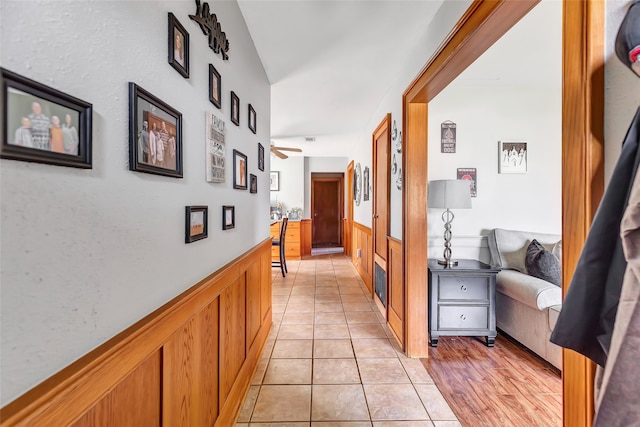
top-left (421, 333), bottom-right (561, 427)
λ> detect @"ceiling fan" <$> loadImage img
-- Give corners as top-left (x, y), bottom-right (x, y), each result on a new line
top-left (270, 143), bottom-right (302, 159)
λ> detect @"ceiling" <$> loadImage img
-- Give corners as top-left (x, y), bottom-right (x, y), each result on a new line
top-left (237, 0), bottom-right (561, 158)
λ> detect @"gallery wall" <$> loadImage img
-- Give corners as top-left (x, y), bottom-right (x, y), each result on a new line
top-left (0, 0), bottom-right (270, 405)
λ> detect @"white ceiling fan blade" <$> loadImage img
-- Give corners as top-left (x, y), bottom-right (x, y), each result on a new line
top-left (272, 146), bottom-right (302, 152)
top-left (271, 148), bottom-right (288, 159)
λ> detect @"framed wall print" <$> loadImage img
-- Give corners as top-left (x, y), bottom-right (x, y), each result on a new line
top-left (248, 104), bottom-right (256, 134)
top-left (222, 205), bottom-right (235, 230)
top-left (498, 141), bottom-right (527, 174)
top-left (270, 171), bottom-right (280, 191)
top-left (1, 68), bottom-right (93, 168)
top-left (209, 64), bottom-right (221, 109)
top-left (258, 142), bottom-right (265, 171)
top-left (250, 174), bottom-right (257, 193)
top-left (168, 13), bottom-right (189, 78)
top-left (233, 149), bottom-right (247, 189)
top-left (457, 167), bottom-right (477, 197)
top-left (185, 205), bottom-right (208, 243)
top-left (230, 91), bottom-right (239, 126)
top-left (129, 83), bottom-right (183, 178)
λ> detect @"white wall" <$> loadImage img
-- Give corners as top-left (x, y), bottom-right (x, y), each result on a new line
top-left (0, 0), bottom-right (270, 405)
top-left (349, 0), bottom-right (473, 237)
top-left (427, 86), bottom-right (562, 262)
top-left (270, 156), bottom-right (304, 215)
top-left (604, 0), bottom-right (640, 184)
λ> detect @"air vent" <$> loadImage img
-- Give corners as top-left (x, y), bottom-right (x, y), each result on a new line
top-left (304, 137), bottom-right (316, 142)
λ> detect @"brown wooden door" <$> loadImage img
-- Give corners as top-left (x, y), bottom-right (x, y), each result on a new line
top-left (373, 114), bottom-right (391, 269)
top-left (345, 161), bottom-right (354, 256)
top-left (311, 175), bottom-right (344, 247)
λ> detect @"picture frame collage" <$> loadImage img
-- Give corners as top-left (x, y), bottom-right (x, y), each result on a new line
top-left (1, 6), bottom-right (266, 244)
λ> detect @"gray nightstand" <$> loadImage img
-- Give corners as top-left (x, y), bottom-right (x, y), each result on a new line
top-left (428, 259), bottom-right (499, 347)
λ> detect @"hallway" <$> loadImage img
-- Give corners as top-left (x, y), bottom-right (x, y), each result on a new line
top-left (237, 254), bottom-right (461, 426)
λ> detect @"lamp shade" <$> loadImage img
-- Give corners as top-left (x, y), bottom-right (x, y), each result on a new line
top-left (428, 179), bottom-right (472, 209)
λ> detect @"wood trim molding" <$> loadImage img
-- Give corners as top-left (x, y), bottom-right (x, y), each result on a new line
top-left (561, 0), bottom-right (604, 425)
top-left (403, 0), bottom-right (603, 425)
top-left (0, 239), bottom-right (273, 426)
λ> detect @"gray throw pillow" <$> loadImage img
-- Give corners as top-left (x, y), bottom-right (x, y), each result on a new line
top-left (525, 239), bottom-right (562, 286)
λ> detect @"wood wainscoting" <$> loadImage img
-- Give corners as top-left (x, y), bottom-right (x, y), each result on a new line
top-left (0, 239), bottom-right (273, 427)
top-left (387, 237), bottom-right (404, 349)
top-left (352, 222), bottom-right (373, 295)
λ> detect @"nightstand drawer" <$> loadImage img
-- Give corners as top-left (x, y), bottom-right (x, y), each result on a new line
top-left (438, 305), bottom-right (489, 330)
top-left (438, 276), bottom-right (489, 301)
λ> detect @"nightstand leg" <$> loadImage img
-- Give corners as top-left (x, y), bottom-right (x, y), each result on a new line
top-left (430, 337), bottom-right (439, 347)
top-left (486, 336), bottom-right (496, 347)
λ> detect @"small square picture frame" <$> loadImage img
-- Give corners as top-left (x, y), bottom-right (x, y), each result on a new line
top-left (233, 149), bottom-right (248, 190)
top-left (248, 104), bottom-right (256, 134)
top-left (230, 91), bottom-right (240, 126)
top-left (168, 13), bottom-right (189, 78)
top-left (209, 64), bottom-right (221, 109)
top-left (498, 141), bottom-right (527, 174)
top-left (258, 143), bottom-right (265, 171)
top-left (185, 205), bottom-right (208, 243)
top-left (222, 205), bottom-right (235, 230)
top-left (250, 174), bottom-right (257, 193)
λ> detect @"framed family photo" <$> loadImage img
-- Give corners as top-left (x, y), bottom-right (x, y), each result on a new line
top-left (250, 174), bottom-right (257, 193)
top-left (248, 104), bottom-right (256, 134)
top-left (230, 91), bottom-right (240, 126)
top-left (168, 13), bottom-right (189, 78)
top-left (185, 205), bottom-right (208, 243)
top-left (233, 149), bottom-right (247, 189)
top-left (1, 68), bottom-right (93, 168)
top-left (129, 83), bottom-right (183, 178)
top-left (222, 205), bottom-right (235, 230)
top-left (209, 64), bottom-right (221, 109)
top-left (258, 143), bottom-right (265, 171)
top-left (270, 171), bottom-right (280, 191)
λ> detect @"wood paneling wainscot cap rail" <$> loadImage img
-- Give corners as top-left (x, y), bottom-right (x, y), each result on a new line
top-left (0, 239), bottom-right (273, 427)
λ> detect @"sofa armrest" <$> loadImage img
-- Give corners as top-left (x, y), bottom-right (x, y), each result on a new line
top-left (496, 270), bottom-right (562, 310)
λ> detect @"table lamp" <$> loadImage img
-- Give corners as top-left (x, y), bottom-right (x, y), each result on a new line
top-left (428, 179), bottom-right (472, 267)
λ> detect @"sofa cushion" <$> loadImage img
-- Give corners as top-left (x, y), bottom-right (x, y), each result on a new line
top-left (496, 269), bottom-right (562, 310)
top-left (525, 239), bottom-right (562, 286)
top-left (487, 228), bottom-right (561, 272)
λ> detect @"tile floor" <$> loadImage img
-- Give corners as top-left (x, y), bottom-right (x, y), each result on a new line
top-left (237, 254), bottom-right (462, 427)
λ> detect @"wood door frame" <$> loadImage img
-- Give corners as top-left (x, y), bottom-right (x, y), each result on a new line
top-left (310, 173), bottom-right (344, 247)
top-left (372, 114), bottom-right (392, 316)
top-left (401, 1), bottom-right (603, 426)
top-left (345, 161), bottom-right (354, 256)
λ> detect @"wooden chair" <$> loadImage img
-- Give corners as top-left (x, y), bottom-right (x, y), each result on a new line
top-left (272, 217), bottom-right (288, 277)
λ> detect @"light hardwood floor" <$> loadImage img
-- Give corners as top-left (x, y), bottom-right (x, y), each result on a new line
top-left (421, 334), bottom-right (562, 427)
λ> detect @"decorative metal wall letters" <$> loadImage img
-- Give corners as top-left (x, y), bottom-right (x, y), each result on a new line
top-left (189, 0), bottom-right (230, 60)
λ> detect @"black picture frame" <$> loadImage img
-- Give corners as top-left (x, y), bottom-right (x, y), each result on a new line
top-left (248, 104), bottom-right (256, 134)
top-left (230, 91), bottom-right (239, 126)
top-left (185, 205), bottom-right (208, 243)
top-left (233, 149), bottom-right (247, 189)
top-left (209, 64), bottom-right (221, 109)
top-left (258, 142), bottom-right (265, 171)
top-left (129, 82), bottom-right (183, 178)
top-left (1, 68), bottom-right (92, 168)
top-left (222, 205), bottom-right (235, 230)
top-left (168, 13), bottom-right (189, 78)
top-left (250, 174), bottom-right (257, 193)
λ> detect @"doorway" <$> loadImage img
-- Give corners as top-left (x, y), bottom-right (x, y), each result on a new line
top-left (345, 161), bottom-right (354, 256)
top-left (372, 114), bottom-right (391, 316)
top-left (401, 1), bottom-right (603, 425)
top-left (311, 173), bottom-right (344, 248)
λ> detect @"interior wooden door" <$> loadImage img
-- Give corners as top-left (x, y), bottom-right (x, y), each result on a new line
top-left (372, 114), bottom-right (391, 315)
top-left (345, 161), bottom-right (354, 256)
top-left (311, 175), bottom-right (344, 247)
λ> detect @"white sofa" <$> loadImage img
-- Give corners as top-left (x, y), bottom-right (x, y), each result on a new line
top-left (487, 228), bottom-right (563, 370)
